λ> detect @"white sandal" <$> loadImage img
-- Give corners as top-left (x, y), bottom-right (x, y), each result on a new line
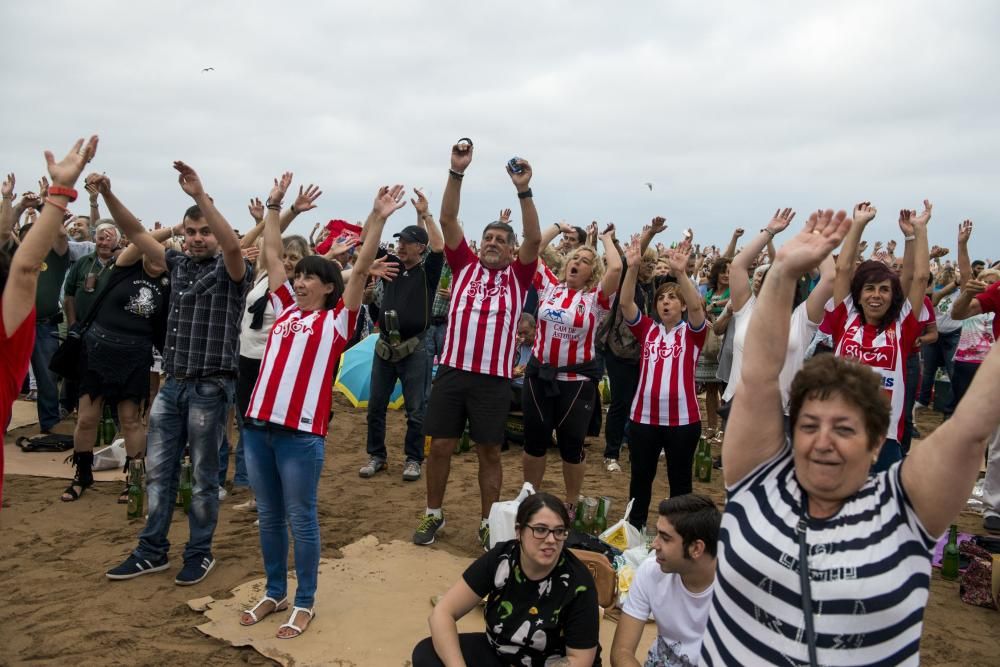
top-left (277, 606), bottom-right (315, 639)
top-left (240, 596), bottom-right (288, 626)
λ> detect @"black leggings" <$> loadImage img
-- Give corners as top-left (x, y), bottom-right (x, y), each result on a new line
top-left (412, 634), bottom-right (504, 667)
top-left (522, 377), bottom-right (595, 463)
top-left (627, 420), bottom-right (702, 529)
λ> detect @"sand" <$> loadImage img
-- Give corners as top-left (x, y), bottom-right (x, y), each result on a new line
top-left (1, 396), bottom-right (997, 666)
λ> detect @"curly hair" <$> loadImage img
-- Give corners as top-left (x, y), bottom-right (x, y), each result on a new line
top-left (707, 258), bottom-right (731, 293)
top-left (559, 246), bottom-right (604, 291)
top-left (850, 260), bottom-right (904, 329)
top-left (788, 354), bottom-right (890, 450)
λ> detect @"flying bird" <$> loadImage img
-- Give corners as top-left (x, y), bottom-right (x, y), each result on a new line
top-left (202, 67), bottom-right (215, 72)
top-left (644, 182), bottom-right (653, 191)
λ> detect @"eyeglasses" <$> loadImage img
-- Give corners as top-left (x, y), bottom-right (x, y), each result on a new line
top-left (525, 524), bottom-right (570, 541)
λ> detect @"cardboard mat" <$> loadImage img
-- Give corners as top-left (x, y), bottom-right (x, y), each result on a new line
top-left (191, 535), bottom-right (655, 666)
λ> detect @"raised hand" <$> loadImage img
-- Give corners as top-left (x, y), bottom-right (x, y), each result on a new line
top-left (853, 201), bottom-right (877, 225)
top-left (85, 172), bottom-right (112, 196)
top-left (85, 180), bottom-right (99, 202)
top-left (45, 136), bottom-right (99, 188)
top-left (648, 216), bottom-right (668, 236)
top-left (599, 223), bottom-right (616, 242)
top-left (269, 172), bottom-right (292, 204)
top-left (930, 245), bottom-right (949, 259)
top-left (173, 161), bottom-right (205, 198)
top-left (624, 237), bottom-right (642, 267)
top-left (912, 199), bottom-right (933, 227)
top-left (242, 245), bottom-right (260, 262)
top-left (734, 227), bottom-right (745, 238)
top-left (774, 209), bottom-right (852, 276)
top-left (958, 220), bottom-right (973, 244)
top-left (410, 188), bottom-right (430, 215)
top-left (886, 239), bottom-right (897, 255)
top-left (586, 220), bottom-right (598, 236)
top-left (1, 173), bottom-right (13, 199)
top-left (664, 243), bottom-right (692, 277)
top-left (873, 241), bottom-right (883, 253)
top-left (507, 157), bottom-right (532, 192)
top-left (248, 197), bottom-right (264, 222)
top-left (858, 240), bottom-right (868, 255)
top-left (292, 184), bottom-right (322, 213)
top-left (498, 207), bottom-right (511, 222)
top-left (38, 176), bottom-right (49, 200)
top-left (766, 208), bottom-right (795, 234)
top-left (323, 236), bottom-right (359, 259)
top-left (373, 184), bottom-right (407, 220)
top-left (873, 248), bottom-right (890, 264)
top-left (451, 141), bottom-right (473, 173)
top-left (369, 255), bottom-right (400, 282)
top-left (18, 191), bottom-right (41, 210)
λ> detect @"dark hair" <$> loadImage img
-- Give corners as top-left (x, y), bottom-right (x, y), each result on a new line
top-left (788, 354), bottom-right (890, 450)
top-left (184, 205), bottom-right (204, 222)
top-left (657, 494), bottom-right (721, 558)
top-left (571, 226), bottom-right (587, 244)
top-left (294, 255), bottom-right (345, 310)
top-left (708, 258), bottom-right (731, 293)
top-left (515, 492), bottom-right (570, 530)
top-left (483, 221), bottom-right (516, 245)
top-left (849, 260), bottom-right (904, 329)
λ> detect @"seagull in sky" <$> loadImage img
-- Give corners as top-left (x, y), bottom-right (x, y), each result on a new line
top-left (202, 67), bottom-right (215, 72)
top-left (644, 182), bottom-right (653, 191)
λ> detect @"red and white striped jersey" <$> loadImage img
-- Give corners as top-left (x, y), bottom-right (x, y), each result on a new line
top-left (828, 295), bottom-right (920, 443)
top-left (246, 282), bottom-right (357, 437)
top-left (532, 264), bottom-right (613, 381)
top-left (628, 315), bottom-right (707, 426)
top-left (440, 239), bottom-right (537, 378)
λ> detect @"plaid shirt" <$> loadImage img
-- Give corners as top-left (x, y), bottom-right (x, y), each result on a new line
top-left (163, 249), bottom-right (253, 378)
top-left (431, 263), bottom-right (452, 318)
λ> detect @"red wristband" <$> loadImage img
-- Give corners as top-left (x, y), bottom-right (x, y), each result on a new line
top-left (48, 185), bottom-right (78, 202)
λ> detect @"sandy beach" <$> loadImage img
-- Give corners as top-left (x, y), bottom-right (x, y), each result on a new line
top-left (1, 395), bottom-right (997, 666)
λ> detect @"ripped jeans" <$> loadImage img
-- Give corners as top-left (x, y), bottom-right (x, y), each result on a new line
top-left (134, 374), bottom-right (233, 565)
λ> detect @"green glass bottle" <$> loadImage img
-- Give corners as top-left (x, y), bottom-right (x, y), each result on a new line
top-left (126, 459), bottom-right (145, 520)
top-left (593, 497), bottom-right (609, 536)
top-left (178, 457), bottom-right (193, 514)
top-left (101, 404), bottom-right (116, 445)
top-left (940, 524), bottom-right (960, 581)
top-left (695, 437), bottom-right (712, 483)
top-left (572, 495), bottom-right (588, 534)
top-left (459, 425), bottom-right (471, 453)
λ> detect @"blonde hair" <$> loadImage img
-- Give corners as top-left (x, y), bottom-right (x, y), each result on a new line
top-left (978, 268), bottom-right (1000, 283)
top-left (559, 246), bottom-right (605, 291)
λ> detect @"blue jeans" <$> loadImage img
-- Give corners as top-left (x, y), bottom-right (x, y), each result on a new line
top-left (232, 411), bottom-right (250, 488)
top-left (366, 335), bottom-right (429, 463)
top-left (873, 438), bottom-right (902, 473)
top-left (243, 421), bottom-right (325, 608)
top-left (29, 322), bottom-right (61, 431)
top-left (135, 375), bottom-right (233, 564)
top-left (917, 328), bottom-right (960, 406)
top-left (424, 322), bottom-right (447, 397)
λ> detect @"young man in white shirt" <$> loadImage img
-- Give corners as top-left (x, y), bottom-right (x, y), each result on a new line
top-left (610, 494), bottom-right (721, 667)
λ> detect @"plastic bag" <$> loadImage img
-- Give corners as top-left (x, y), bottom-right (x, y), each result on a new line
top-left (92, 438), bottom-right (126, 471)
top-left (488, 482), bottom-right (534, 548)
top-left (616, 545), bottom-right (654, 607)
top-left (599, 498), bottom-right (645, 551)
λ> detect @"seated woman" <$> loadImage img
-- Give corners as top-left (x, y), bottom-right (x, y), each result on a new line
top-left (701, 210), bottom-right (1000, 665)
top-left (413, 491), bottom-right (601, 666)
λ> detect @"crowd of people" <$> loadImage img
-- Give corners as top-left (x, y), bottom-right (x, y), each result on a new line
top-left (2, 135), bottom-right (999, 665)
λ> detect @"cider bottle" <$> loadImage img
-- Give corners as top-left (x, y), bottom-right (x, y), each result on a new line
top-left (126, 459), bottom-right (145, 520)
top-left (940, 524), bottom-right (960, 581)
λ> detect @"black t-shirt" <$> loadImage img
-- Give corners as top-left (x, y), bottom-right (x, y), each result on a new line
top-left (463, 540), bottom-right (602, 666)
top-left (94, 262), bottom-right (169, 338)
top-left (378, 249), bottom-right (443, 340)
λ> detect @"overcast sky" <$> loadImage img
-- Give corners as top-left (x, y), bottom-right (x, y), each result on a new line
top-left (4, 1), bottom-right (999, 258)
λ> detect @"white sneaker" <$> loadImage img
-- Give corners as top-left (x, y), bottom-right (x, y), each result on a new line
top-left (605, 458), bottom-right (622, 473)
top-left (234, 498), bottom-right (257, 512)
top-left (218, 487), bottom-right (228, 501)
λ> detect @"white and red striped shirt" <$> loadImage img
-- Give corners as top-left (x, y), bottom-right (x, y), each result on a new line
top-left (532, 264), bottom-right (612, 381)
top-left (246, 282), bottom-right (358, 437)
top-left (828, 295), bottom-right (920, 443)
top-left (440, 239), bottom-right (537, 378)
top-left (627, 315), bottom-right (707, 426)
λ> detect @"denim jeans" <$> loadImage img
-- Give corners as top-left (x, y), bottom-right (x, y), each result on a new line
top-left (367, 334), bottom-right (429, 463)
top-left (424, 323), bottom-right (447, 397)
top-left (135, 375), bottom-right (233, 564)
top-left (243, 421), bottom-right (325, 608)
top-left (29, 322), bottom-right (61, 431)
top-left (232, 411), bottom-right (250, 488)
top-left (916, 328), bottom-right (959, 406)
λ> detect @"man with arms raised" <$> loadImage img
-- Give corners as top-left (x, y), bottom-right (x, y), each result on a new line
top-left (611, 494), bottom-right (720, 667)
top-left (414, 140), bottom-right (540, 548)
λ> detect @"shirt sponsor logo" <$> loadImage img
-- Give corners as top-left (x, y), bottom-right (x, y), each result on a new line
top-left (841, 324), bottom-right (897, 369)
top-left (465, 272), bottom-right (507, 301)
top-left (273, 317), bottom-right (314, 337)
top-left (643, 336), bottom-right (683, 360)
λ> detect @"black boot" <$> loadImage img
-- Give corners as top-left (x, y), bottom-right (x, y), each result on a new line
top-left (61, 451), bottom-right (95, 502)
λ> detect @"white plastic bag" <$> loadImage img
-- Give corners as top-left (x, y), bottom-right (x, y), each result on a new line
top-left (599, 498), bottom-right (645, 551)
top-left (488, 482), bottom-right (535, 548)
top-left (92, 438), bottom-right (126, 471)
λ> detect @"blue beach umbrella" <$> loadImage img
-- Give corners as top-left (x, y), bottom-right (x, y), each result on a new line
top-left (334, 334), bottom-right (405, 409)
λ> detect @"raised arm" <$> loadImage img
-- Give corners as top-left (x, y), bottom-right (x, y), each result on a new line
top-left (731, 208), bottom-right (794, 311)
top-left (950, 220), bottom-right (985, 319)
top-left (903, 332), bottom-right (1000, 535)
top-left (509, 158), bottom-right (540, 265)
top-left (117, 222), bottom-right (178, 269)
top-left (343, 185), bottom-right (406, 311)
top-left (173, 161), bottom-right (245, 282)
top-left (721, 227), bottom-right (744, 259)
top-left (4, 136), bottom-right (98, 337)
top-left (723, 210), bottom-right (851, 486)
top-left (834, 202), bottom-right (876, 306)
top-left (899, 200), bottom-right (931, 316)
top-left (0, 173), bottom-right (15, 245)
top-left (956, 220), bottom-right (973, 290)
top-left (805, 252), bottom-right (837, 323)
top-left (664, 241), bottom-right (706, 330)
top-left (619, 239), bottom-right (643, 323)
top-left (439, 141), bottom-right (473, 251)
top-left (262, 173), bottom-right (293, 293)
top-left (89, 173), bottom-right (166, 266)
top-left (539, 221), bottom-right (573, 255)
top-left (638, 217), bottom-right (667, 255)
top-left (411, 188), bottom-right (444, 253)
top-left (599, 224), bottom-right (622, 296)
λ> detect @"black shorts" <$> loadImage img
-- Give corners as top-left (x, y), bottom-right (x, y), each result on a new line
top-left (521, 377), bottom-right (596, 463)
top-left (423, 365), bottom-right (510, 445)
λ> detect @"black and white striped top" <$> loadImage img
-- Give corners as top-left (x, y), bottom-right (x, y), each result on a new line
top-left (701, 445), bottom-right (938, 666)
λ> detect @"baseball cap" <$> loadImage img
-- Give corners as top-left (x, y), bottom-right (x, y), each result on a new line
top-left (394, 225), bottom-right (429, 244)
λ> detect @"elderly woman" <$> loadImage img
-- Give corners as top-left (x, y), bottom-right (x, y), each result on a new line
top-left (701, 210), bottom-right (1000, 665)
top-left (413, 491), bottom-right (601, 666)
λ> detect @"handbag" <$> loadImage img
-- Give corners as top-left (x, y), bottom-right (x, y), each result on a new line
top-left (959, 541), bottom-right (999, 610)
top-left (49, 262), bottom-right (130, 381)
top-left (701, 326), bottom-right (722, 362)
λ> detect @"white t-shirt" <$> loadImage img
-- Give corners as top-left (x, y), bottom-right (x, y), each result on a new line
top-left (934, 288), bottom-right (962, 334)
top-left (239, 276), bottom-right (275, 360)
top-left (622, 558), bottom-right (714, 667)
top-left (723, 295), bottom-right (819, 412)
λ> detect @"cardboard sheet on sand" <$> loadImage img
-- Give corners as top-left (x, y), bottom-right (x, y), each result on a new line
top-left (2, 440), bottom-right (125, 481)
top-left (8, 399), bottom-right (37, 430)
top-left (192, 535), bottom-right (655, 666)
